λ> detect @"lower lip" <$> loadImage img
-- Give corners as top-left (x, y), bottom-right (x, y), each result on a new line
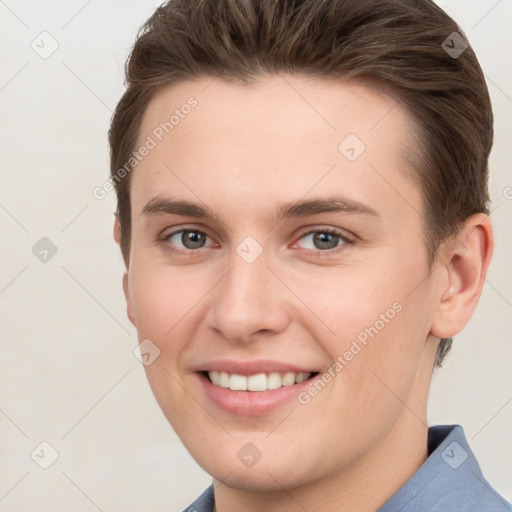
top-left (197, 373), bottom-right (315, 416)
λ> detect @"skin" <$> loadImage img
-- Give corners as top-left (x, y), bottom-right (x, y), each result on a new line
top-left (114, 74), bottom-right (493, 512)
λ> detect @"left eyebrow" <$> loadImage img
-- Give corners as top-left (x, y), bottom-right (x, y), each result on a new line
top-left (273, 196), bottom-right (380, 224)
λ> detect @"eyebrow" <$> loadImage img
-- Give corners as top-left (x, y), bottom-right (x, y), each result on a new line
top-left (275, 196), bottom-right (380, 222)
top-left (141, 195), bottom-right (380, 224)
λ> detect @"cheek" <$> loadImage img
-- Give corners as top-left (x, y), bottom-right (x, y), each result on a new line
top-left (298, 259), bottom-right (430, 405)
top-left (129, 262), bottom-right (204, 340)
top-left (290, 262), bottom-right (407, 347)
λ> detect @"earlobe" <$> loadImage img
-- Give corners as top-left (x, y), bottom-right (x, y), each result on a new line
top-left (113, 214), bottom-right (122, 245)
top-left (116, 215), bottom-right (135, 325)
top-left (122, 272), bottom-right (136, 326)
top-left (430, 213), bottom-right (494, 339)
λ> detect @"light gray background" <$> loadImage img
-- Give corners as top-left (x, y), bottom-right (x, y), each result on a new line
top-left (0, 1), bottom-right (511, 510)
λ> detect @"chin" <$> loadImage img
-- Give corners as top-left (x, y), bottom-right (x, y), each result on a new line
top-left (183, 434), bottom-right (320, 492)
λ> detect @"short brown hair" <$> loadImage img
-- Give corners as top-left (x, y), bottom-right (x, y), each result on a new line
top-left (109, 0), bottom-right (493, 366)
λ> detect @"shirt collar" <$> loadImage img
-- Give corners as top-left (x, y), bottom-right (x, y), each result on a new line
top-left (378, 424), bottom-right (510, 511)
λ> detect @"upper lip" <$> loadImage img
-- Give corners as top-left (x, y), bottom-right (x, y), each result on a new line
top-left (194, 359), bottom-right (319, 376)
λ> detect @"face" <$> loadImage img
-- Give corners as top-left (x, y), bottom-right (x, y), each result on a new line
top-left (122, 75), bottom-right (442, 493)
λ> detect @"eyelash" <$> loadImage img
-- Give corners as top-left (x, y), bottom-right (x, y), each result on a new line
top-left (294, 227), bottom-right (354, 255)
top-left (160, 226), bottom-right (355, 258)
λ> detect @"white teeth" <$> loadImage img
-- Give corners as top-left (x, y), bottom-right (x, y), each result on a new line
top-left (229, 374), bottom-right (247, 391)
top-left (219, 371), bottom-right (230, 388)
top-left (267, 372), bottom-right (282, 390)
top-left (295, 372), bottom-right (308, 383)
top-left (281, 372), bottom-right (295, 386)
top-left (247, 373), bottom-right (267, 391)
top-left (207, 371), bottom-right (312, 391)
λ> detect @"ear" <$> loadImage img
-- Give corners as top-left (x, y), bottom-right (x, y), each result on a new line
top-left (123, 272), bottom-right (136, 326)
top-left (114, 215), bottom-right (136, 326)
top-left (430, 213), bottom-right (494, 339)
top-left (113, 213), bottom-right (122, 245)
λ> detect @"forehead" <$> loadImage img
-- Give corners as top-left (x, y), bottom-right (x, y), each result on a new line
top-left (132, 74), bottom-right (421, 222)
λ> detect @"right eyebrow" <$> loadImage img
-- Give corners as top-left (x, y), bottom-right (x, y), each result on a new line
top-left (142, 197), bottom-right (214, 218)
top-left (141, 197), bottom-right (226, 227)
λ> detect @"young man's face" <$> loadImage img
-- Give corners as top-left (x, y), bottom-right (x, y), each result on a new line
top-left (121, 75), bottom-right (444, 492)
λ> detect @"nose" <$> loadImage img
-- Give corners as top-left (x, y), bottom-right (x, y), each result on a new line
top-left (205, 249), bottom-right (292, 344)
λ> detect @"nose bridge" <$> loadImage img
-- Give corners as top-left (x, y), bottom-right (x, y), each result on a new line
top-left (206, 245), bottom-right (290, 342)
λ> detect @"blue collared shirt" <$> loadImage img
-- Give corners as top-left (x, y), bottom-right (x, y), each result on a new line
top-left (183, 425), bottom-right (511, 511)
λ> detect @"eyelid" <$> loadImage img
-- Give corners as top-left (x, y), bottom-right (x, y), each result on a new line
top-left (293, 225), bottom-right (356, 245)
top-left (161, 224), bottom-right (214, 240)
top-left (160, 225), bottom-right (218, 253)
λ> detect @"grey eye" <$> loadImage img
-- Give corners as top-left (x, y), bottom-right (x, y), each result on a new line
top-left (298, 230), bottom-right (345, 251)
top-left (170, 230), bottom-right (209, 249)
top-left (312, 232), bottom-right (340, 250)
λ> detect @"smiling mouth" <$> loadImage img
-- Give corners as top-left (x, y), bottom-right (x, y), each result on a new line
top-left (203, 371), bottom-right (320, 391)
